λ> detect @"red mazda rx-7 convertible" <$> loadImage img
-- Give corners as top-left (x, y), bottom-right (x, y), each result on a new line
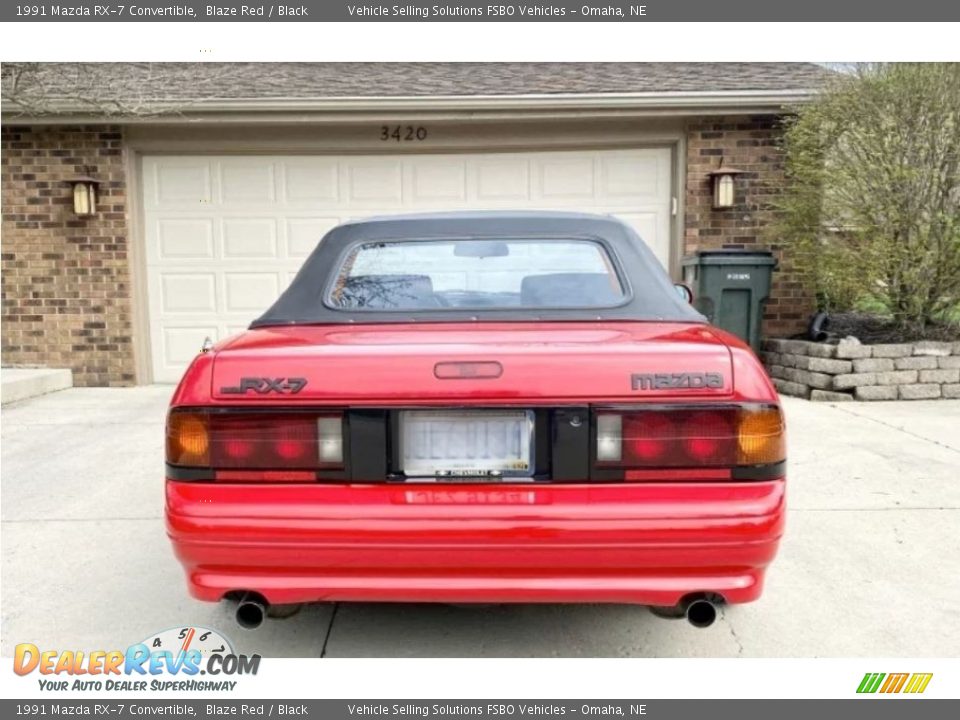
top-left (165, 211), bottom-right (785, 630)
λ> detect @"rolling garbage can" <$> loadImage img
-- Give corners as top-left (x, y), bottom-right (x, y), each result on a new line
top-left (681, 249), bottom-right (777, 352)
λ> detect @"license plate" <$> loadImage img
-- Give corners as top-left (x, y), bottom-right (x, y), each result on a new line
top-left (399, 410), bottom-right (535, 479)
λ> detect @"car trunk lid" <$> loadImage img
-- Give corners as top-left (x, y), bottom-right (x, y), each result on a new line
top-left (210, 322), bottom-right (733, 403)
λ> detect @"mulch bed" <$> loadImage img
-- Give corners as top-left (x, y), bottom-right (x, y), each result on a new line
top-left (806, 312), bottom-right (960, 344)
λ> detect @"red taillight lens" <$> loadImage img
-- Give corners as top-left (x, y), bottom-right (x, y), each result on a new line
top-left (596, 406), bottom-right (783, 470)
top-left (222, 437), bottom-right (255, 462)
top-left (166, 410), bottom-right (344, 470)
top-left (682, 411), bottom-right (736, 463)
top-left (209, 414), bottom-right (326, 470)
top-left (272, 417), bottom-right (316, 463)
top-left (623, 413), bottom-right (674, 462)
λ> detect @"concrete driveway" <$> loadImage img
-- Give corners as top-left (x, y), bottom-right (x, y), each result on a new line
top-left (2, 387), bottom-right (958, 657)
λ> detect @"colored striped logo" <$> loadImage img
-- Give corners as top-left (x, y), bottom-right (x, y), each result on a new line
top-left (857, 672), bottom-right (933, 694)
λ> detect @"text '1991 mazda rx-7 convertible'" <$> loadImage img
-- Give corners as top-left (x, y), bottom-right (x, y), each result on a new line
top-left (165, 211), bottom-right (785, 630)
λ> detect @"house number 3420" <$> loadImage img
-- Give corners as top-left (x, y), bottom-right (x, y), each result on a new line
top-left (380, 126), bottom-right (428, 142)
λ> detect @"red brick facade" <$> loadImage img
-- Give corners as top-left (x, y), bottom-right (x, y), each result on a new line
top-left (1, 125), bottom-right (135, 386)
top-left (1, 117), bottom-right (813, 386)
top-left (684, 115), bottom-right (814, 338)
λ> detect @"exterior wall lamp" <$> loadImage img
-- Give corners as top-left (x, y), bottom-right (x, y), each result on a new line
top-left (67, 176), bottom-right (99, 217)
top-left (708, 165), bottom-right (746, 210)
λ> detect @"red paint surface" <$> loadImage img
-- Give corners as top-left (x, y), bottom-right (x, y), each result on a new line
top-left (166, 321), bottom-right (785, 607)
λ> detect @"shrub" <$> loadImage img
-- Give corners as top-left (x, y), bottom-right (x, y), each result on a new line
top-left (777, 63), bottom-right (960, 332)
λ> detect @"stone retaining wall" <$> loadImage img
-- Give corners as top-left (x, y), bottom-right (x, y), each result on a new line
top-left (761, 339), bottom-right (960, 401)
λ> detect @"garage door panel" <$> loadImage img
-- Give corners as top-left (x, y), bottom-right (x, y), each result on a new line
top-left (282, 159), bottom-right (340, 203)
top-left (154, 218), bottom-right (215, 260)
top-left (219, 160), bottom-right (276, 204)
top-left (410, 160), bottom-right (468, 203)
top-left (600, 153), bottom-right (668, 199)
top-left (160, 326), bottom-right (219, 369)
top-left (222, 218), bottom-right (278, 259)
top-left (476, 159), bottom-right (530, 201)
top-left (537, 157), bottom-right (595, 200)
top-left (346, 160), bottom-right (403, 205)
top-left (223, 273), bottom-right (281, 313)
top-left (152, 162), bottom-right (212, 206)
top-left (286, 217), bottom-right (340, 257)
top-left (143, 149), bottom-right (673, 382)
top-left (158, 273), bottom-right (217, 314)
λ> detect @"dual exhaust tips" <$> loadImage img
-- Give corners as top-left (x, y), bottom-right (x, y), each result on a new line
top-left (228, 592), bottom-right (719, 631)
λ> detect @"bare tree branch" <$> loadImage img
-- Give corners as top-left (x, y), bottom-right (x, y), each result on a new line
top-left (1, 62), bottom-right (244, 117)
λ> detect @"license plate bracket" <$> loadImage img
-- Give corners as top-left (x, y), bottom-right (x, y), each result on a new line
top-left (399, 409), bottom-right (535, 479)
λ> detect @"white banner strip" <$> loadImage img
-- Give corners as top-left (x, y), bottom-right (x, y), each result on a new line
top-left (3, 658), bottom-right (958, 700)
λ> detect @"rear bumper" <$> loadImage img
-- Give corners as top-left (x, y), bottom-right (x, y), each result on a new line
top-left (165, 479), bottom-right (785, 607)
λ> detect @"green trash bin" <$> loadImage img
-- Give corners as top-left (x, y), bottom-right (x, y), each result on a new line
top-left (681, 249), bottom-right (777, 352)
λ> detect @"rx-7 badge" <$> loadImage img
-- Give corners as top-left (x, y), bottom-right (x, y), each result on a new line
top-left (220, 377), bottom-right (307, 395)
top-left (631, 372), bottom-right (724, 390)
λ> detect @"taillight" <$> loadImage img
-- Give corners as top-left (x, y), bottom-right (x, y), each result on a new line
top-left (736, 407), bottom-right (785, 465)
top-left (166, 410), bottom-right (344, 473)
top-left (167, 412), bottom-right (210, 466)
top-left (682, 411), bottom-right (736, 463)
top-left (626, 412), bottom-right (677, 463)
top-left (594, 405), bottom-right (784, 475)
top-left (316, 416), bottom-right (344, 464)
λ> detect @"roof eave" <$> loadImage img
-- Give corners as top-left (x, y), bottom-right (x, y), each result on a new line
top-left (2, 89), bottom-right (819, 124)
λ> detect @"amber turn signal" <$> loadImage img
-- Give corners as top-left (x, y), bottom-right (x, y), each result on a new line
top-left (737, 406), bottom-right (786, 466)
top-left (167, 412), bottom-right (210, 466)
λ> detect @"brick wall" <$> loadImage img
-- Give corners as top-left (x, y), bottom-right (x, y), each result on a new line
top-left (1, 125), bottom-right (135, 386)
top-left (685, 115), bottom-right (813, 339)
top-left (0, 115), bottom-right (813, 387)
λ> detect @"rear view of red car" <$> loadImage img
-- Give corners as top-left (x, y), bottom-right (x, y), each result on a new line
top-left (165, 211), bottom-right (785, 630)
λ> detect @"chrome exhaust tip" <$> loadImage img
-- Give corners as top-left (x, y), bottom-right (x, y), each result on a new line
top-left (234, 593), bottom-right (268, 630)
top-left (685, 598), bottom-right (718, 629)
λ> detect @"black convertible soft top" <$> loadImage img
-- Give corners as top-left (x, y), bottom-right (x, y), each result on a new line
top-left (251, 211), bottom-right (706, 327)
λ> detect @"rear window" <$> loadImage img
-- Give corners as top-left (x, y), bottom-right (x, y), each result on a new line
top-left (327, 238), bottom-right (626, 311)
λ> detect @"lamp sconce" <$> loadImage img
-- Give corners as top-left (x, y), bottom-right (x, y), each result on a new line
top-left (67, 176), bottom-right (100, 217)
top-left (707, 165), bottom-right (746, 210)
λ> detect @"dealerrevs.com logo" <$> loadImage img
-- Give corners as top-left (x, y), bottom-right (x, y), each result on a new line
top-left (857, 672), bottom-right (933, 694)
top-left (13, 626), bottom-right (260, 692)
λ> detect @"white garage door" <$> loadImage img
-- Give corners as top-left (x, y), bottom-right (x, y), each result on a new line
top-left (142, 149), bottom-right (673, 382)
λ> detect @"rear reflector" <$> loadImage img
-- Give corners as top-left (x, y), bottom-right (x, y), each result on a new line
top-left (595, 405), bottom-right (784, 470)
top-left (623, 468), bottom-right (731, 482)
top-left (166, 410), bottom-right (344, 472)
top-left (214, 470), bottom-right (316, 482)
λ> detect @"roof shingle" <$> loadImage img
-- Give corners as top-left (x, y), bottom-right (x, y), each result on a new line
top-left (2, 62), bottom-right (830, 110)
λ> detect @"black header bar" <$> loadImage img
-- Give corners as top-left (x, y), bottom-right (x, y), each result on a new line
top-left (3, 1), bottom-right (959, 23)
top-left (0, 701), bottom-right (958, 720)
